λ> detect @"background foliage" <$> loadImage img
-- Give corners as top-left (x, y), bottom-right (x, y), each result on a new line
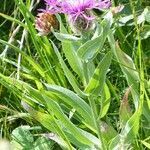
top-left (0, 0), bottom-right (150, 149)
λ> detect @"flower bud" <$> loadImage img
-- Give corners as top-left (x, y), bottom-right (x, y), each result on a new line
top-left (111, 5), bottom-right (124, 15)
top-left (68, 10), bottom-right (96, 34)
top-left (35, 12), bottom-right (58, 36)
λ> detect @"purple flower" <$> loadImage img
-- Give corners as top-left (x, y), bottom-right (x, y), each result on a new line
top-left (44, 0), bottom-right (111, 15)
top-left (43, 0), bottom-right (62, 13)
top-left (43, 0), bottom-right (111, 33)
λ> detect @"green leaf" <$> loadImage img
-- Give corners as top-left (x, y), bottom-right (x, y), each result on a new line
top-left (108, 135), bottom-right (121, 150)
top-left (77, 19), bottom-right (111, 61)
top-left (145, 10), bottom-right (150, 23)
top-left (121, 109), bottom-right (141, 141)
top-left (0, 12), bottom-right (26, 28)
top-left (11, 126), bottom-right (34, 147)
top-left (64, 128), bottom-right (101, 149)
top-left (43, 94), bottom-right (94, 147)
top-left (51, 40), bottom-right (86, 97)
top-left (0, 75), bottom-right (56, 142)
top-left (118, 15), bottom-right (134, 26)
top-left (85, 52), bottom-right (112, 96)
top-left (110, 108), bottom-right (141, 149)
top-left (53, 31), bottom-right (81, 42)
top-left (33, 137), bottom-right (54, 150)
top-left (139, 25), bottom-right (150, 39)
top-left (100, 121), bottom-right (117, 144)
top-left (0, 39), bottom-right (49, 82)
top-left (44, 84), bottom-right (95, 130)
top-left (140, 140), bottom-right (150, 149)
top-left (119, 87), bottom-right (132, 128)
top-left (25, 108), bottom-right (72, 150)
top-left (143, 100), bottom-right (150, 122)
top-left (99, 84), bottom-right (111, 118)
top-left (57, 15), bottom-right (84, 79)
top-left (14, 0), bottom-right (62, 84)
top-left (61, 41), bottom-right (84, 79)
top-left (108, 33), bottom-right (140, 107)
top-left (138, 7), bottom-right (150, 23)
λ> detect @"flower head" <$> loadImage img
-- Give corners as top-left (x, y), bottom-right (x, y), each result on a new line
top-left (44, 0), bottom-right (111, 14)
top-left (35, 12), bottom-right (58, 35)
top-left (42, 0), bottom-right (111, 33)
top-left (44, 0), bottom-right (62, 13)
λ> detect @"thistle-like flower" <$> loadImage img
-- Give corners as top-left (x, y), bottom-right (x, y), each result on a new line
top-left (35, 12), bottom-right (58, 35)
top-left (43, 0), bottom-right (111, 33)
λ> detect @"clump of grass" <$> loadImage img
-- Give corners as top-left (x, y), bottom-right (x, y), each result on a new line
top-left (0, 0), bottom-right (150, 149)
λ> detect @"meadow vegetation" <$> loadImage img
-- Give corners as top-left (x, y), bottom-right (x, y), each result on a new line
top-left (0, 0), bottom-right (150, 149)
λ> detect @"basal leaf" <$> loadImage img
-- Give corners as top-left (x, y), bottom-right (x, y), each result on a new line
top-left (43, 94), bottom-right (94, 147)
top-left (44, 84), bottom-right (95, 129)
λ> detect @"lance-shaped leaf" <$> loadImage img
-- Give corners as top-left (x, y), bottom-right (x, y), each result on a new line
top-left (55, 15), bottom-right (84, 79)
top-left (85, 52), bottom-right (112, 96)
top-left (42, 94), bottom-right (96, 147)
top-left (44, 84), bottom-right (95, 130)
top-left (77, 17), bottom-right (111, 61)
top-left (51, 40), bottom-right (86, 98)
top-left (99, 84), bottom-right (111, 118)
top-left (119, 87), bottom-right (132, 128)
top-left (26, 108), bottom-right (72, 149)
top-left (108, 33), bottom-right (140, 107)
top-left (109, 106), bottom-right (142, 149)
top-left (100, 121), bottom-right (117, 144)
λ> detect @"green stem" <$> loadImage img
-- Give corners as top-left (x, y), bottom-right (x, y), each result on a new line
top-left (83, 61), bottom-right (89, 86)
top-left (88, 95), bottom-right (106, 150)
top-left (129, 0), bottom-right (145, 107)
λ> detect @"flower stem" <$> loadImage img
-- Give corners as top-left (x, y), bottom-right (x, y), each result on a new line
top-left (88, 95), bottom-right (106, 150)
top-left (83, 61), bottom-right (89, 86)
